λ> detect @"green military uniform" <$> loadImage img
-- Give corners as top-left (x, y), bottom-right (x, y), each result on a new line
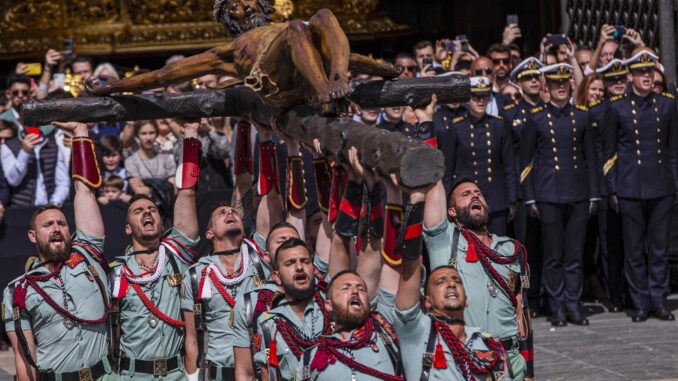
top-left (395, 303), bottom-right (510, 381)
top-left (112, 227), bottom-right (198, 380)
top-left (2, 230), bottom-right (117, 380)
top-left (253, 288), bottom-right (328, 381)
top-left (424, 219), bottom-right (526, 379)
top-left (296, 288), bottom-right (401, 381)
top-left (180, 241), bottom-right (265, 379)
top-left (232, 281), bottom-right (281, 350)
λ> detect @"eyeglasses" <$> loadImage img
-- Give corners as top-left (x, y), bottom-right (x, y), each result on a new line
top-left (492, 58), bottom-right (510, 65)
top-left (402, 65), bottom-right (418, 72)
top-left (474, 67), bottom-right (493, 76)
top-left (11, 90), bottom-right (29, 97)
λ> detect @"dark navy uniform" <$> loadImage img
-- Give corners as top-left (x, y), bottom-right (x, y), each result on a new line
top-left (435, 104), bottom-right (468, 194)
top-left (377, 119), bottom-right (415, 138)
top-left (588, 97), bottom-right (624, 308)
top-left (447, 113), bottom-right (517, 235)
top-left (520, 99), bottom-right (599, 317)
top-left (602, 90), bottom-right (678, 314)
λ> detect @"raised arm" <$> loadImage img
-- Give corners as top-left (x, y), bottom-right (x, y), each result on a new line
top-left (379, 176), bottom-right (403, 294)
top-left (278, 123), bottom-right (306, 239)
top-left (253, 118), bottom-right (284, 241)
top-left (395, 191), bottom-right (426, 311)
top-left (173, 123), bottom-right (200, 240)
top-left (52, 121), bottom-right (104, 237)
top-left (86, 45), bottom-right (238, 95)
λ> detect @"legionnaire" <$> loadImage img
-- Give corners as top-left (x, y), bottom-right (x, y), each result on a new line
top-left (501, 57), bottom-right (545, 317)
top-left (253, 239), bottom-right (331, 381)
top-left (3, 121), bottom-right (116, 380)
top-left (110, 123), bottom-right (202, 379)
top-left (520, 63), bottom-right (599, 327)
top-left (395, 186), bottom-right (511, 380)
top-left (415, 97), bottom-right (533, 380)
top-left (444, 76), bottom-right (518, 235)
top-left (602, 50), bottom-right (678, 322)
top-left (587, 58), bottom-right (629, 312)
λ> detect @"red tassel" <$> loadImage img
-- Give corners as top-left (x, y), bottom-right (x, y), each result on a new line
top-left (14, 282), bottom-right (27, 309)
top-left (433, 343), bottom-right (447, 369)
top-left (465, 240), bottom-right (478, 262)
top-left (268, 328), bottom-right (279, 367)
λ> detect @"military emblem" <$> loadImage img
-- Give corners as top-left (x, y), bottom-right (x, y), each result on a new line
top-left (527, 60), bottom-right (537, 70)
top-left (488, 281), bottom-right (499, 298)
top-left (474, 350), bottom-right (496, 362)
top-left (64, 252), bottom-right (84, 269)
top-left (63, 316), bottom-right (75, 330)
top-left (253, 275), bottom-right (265, 286)
top-left (508, 270), bottom-right (515, 288)
top-left (253, 333), bottom-right (262, 351)
top-left (166, 274), bottom-right (182, 287)
top-left (148, 314), bottom-right (159, 328)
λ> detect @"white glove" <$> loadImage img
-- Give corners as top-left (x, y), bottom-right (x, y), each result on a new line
top-left (186, 369), bottom-right (200, 381)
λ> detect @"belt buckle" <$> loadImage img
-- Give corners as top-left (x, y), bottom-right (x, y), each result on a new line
top-left (78, 367), bottom-right (94, 381)
top-left (153, 358), bottom-right (168, 376)
top-left (422, 352), bottom-right (433, 368)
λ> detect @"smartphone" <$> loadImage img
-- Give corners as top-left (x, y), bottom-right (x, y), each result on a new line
top-left (613, 25), bottom-right (626, 37)
top-left (53, 73), bottom-right (65, 88)
top-left (546, 34), bottom-right (569, 47)
top-left (24, 63), bottom-right (42, 76)
top-left (456, 35), bottom-right (469, 52)
top-left (444, 40), bottom-right (456, 52)
top-left (26, 127), bottom-right (41, 139)
top-left (422, 57), bottom-right (433, 68)
top-left (507, 14), bottom-right (519, 26)
top-left (63, 39), bottom-right (73, 62)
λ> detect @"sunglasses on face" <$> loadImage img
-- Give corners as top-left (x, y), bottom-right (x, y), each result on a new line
top-left (474, 68), bottom-right (493, 76)
top-left (492, 58), bottom-right (510, 65)
top-left (402, 65), bottom-right (418, 72)
top-left (11, 90), bottom-right (29, 97)
top-left (605, 76), bottom-right (626, 83)
top-left (653, 81), bottom-right (664, 87)
top-left (630, 68), bottom-right (653, 75)
top-left (520, 74), bottom-right (540, 81)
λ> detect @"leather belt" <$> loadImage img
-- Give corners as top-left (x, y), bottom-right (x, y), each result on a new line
top-left (38, 356), bottom-right (110, 381)
top-left (500, 336), bottom-right (517, 351)
top-left (208, 364), bottom-right (236, 380)
top-left (120, 355), bottom-right (180, 376)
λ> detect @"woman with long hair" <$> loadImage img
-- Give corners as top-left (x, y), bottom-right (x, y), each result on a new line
top-left (575, 72), bottom-right (605, 106)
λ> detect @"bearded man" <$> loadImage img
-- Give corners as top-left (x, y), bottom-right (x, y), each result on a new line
top-left (3, 121), bottom-right (115, 380)
top-left (419, 87), bottom-right (533, 380)
top-left (109, 123), bottom-right (202, 380)
top-left (86, 1), bottom-right (398, 114)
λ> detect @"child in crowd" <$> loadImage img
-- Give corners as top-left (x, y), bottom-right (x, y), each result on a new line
top-left (97, 174), bottom-right (131, 204)
top-left (99, 135), bottom-right (129, 194)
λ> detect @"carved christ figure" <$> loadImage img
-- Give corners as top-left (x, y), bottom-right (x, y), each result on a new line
top-left (86, 0), bottom-right (399, 113)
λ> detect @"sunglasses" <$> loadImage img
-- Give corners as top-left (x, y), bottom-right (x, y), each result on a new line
top-left (605, 76), bottom-right (626, 83)
top-left (402, 65), bottom-right (418, 72)
top-left (520, 74), bottom-right (540, 81)
top-left (11, 90), bottom-right (29, 97)
top-left (630, 68), bottom-right (653, 75)
top-left (474, 67), bottom-right (493, 76)
top-left (653, 81), bottom-right (664, 87)
top-left (492, 58), bottom-right (510, 65)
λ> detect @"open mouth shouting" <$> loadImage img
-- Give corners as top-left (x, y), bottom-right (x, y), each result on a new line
top-left (470, 199), bottom-right (483, 214)
top-left (142, 215), bottom-right (155, 230)
top-left (294, 273), bottom-right (309, 287)
top-left (50, 233), bottom-right (66, 248)
top-left (348, 295), bottom-right (363, 311)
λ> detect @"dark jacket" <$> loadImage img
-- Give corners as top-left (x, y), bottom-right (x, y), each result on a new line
top-left (602, 92), bottom-right (678, 199)
top-left (4, 134), bottom-right (60, 207)
top-left (520, 102), bottom-right (599, 204)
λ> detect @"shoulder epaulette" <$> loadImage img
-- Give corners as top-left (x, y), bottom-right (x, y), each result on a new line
top-left (24, 257), bottom-right (37, 273)
top-left (503, 103), bottom-right (516, 110)
top-left (609, 94), bottom-right (624, 102)
top-left (481, 332), bottom-right (493, 338)
top-left (109, 261), bottom-right (120, 268)
top-left (8, 275), bottom-right (24, 284)
top-left (530, 106), bottom-right (544, 114)
top-left (588, 99), bottom-right (602, 107)
top-left (452, 116), bottom-right (465, 123)
top-left (494, 115), bottom-right (504, 120)
top-left (575, 104), bottom-right (588, 111)
top-left (661, 92), bottom-right (675, 99)
top-left (189, 262), bottom-right (201, 269)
